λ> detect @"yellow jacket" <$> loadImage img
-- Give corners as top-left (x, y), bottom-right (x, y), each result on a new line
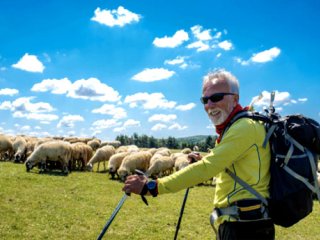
top-left (157, 117), bottom-right (271, 223)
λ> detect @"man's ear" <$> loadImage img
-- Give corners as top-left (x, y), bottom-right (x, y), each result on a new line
top-left (233, 94), bottom-right (239, 106)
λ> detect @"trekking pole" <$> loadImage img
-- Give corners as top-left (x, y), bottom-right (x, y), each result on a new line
top-left (174, 187), bottom-right (190, 240)
top-left (97, 193), bottom-right (129, 240)
top-left (173, 154), bottom-right (198, 240)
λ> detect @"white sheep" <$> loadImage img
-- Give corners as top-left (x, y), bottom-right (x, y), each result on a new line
top-left (100, 140), bottom-right (121, 148)
top-left (71, 142), bottom-right (93, 171)
top-left (87, 138), bottom-right (101, 151)
top-left (115, 145), bottom-right (139, 153)
top-left (117, 151), bottom-right (152, 181)
top-left (86, 145), bottom-right (115, 172)
top-left (0, 134), bottom-right (13, 161)
top-left (181, 148), bottom-right (192, 154)
top-left (12, 136), bottom-right (28, 163)
top-left (149, 147), bottom-right (171, 166)
top-left (25, 140), bottom-right (72, 174)
top-left (108, 152), bottom-right (130, 179)
top-left (173, 153), bottom-right (189, 171)
top-left (146, 155), bottom-right (174, 178)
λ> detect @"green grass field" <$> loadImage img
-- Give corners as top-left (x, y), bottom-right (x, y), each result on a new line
top-left (0, 161), bottom-right (319, 240)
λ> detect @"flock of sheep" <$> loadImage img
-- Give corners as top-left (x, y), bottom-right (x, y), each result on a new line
top-left (0, 134), bottom-right (197, 180)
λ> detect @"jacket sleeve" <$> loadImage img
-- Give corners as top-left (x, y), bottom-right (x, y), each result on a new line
top-left (157, 118), bottom-right (259, 194)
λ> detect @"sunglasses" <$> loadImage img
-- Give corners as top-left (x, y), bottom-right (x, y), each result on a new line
top-left (200, 93), bottom-right (235, 104)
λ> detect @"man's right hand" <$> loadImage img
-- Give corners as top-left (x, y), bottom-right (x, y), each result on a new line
top-left (188, 152), bottom-right (202, 164)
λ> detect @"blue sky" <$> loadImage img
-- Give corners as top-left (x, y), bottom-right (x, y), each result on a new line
top-left (0, 0), bottom-right (319, 141)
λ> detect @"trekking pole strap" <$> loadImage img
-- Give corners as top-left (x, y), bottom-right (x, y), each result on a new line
top-left (225, 168), bottom-right (268, 206)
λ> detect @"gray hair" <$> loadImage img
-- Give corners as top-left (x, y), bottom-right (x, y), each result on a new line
top-left (202, 69), bottom-right (239, 94)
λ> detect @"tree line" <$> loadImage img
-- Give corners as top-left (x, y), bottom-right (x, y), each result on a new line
top-left (115, 133), bottom-right (217, 152)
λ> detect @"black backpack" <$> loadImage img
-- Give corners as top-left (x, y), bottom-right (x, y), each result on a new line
top-left (223, 103), bottom-right (320, 227)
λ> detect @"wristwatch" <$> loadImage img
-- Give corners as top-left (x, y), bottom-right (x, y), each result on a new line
top-left (141, 180), bottom-right (158, 197)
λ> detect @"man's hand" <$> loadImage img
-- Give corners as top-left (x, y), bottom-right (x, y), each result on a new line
top-left (188, 152), bottom-right (202, 164)
top-left (122, 174), bottom-right (147, 195)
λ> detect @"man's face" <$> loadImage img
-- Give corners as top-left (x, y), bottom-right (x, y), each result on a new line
top-left (202, 79), bottom-right (237, 125)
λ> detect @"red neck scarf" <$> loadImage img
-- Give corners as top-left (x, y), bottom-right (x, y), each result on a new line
top-left (215, 104), bottom-right (248, 143)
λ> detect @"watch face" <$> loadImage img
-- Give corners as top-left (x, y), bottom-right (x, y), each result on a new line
top-left (147, 181), bottom-right (156, 190)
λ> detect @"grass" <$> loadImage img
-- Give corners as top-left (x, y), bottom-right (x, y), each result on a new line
top-left (0, 161), bottom-right (319, 240)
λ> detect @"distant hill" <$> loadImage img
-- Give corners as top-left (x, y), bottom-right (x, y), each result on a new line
top-left (176, 135), bottom-right (217, 145)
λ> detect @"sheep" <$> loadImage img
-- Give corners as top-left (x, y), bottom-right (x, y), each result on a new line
top-left (149, 147), bottom-right (171, 166)
top-left (25, 140), bottom-right (72, 174)
top-left (181, 148), bottom-right (192, 154)
top-left (86, 145), bottom-right (115, 172)
top-left (108, 152), bottom-right (131, 179)
top-left (117, 151), bottom-right (152, 181)
top-left (115, 145), bottom-right (139, 153)
top-left (193, 145), bottom-right (199, 152)
top-left (0, 134), bottom-right (14, 161)
top-left (71, 142), bottom-right (93, 171)
top-left (12, 136), bottom-right (28, 163)
top-left (87, 138), bottom-right (101, 151)
top-left (146, 155), bottom-right (174, 178)
top-left (173, 153), bottom-right (189, 171)
top-left (100, 140), bottom-right (121, 148)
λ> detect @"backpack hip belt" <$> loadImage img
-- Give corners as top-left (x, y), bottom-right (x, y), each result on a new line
top-left (210, 199), bottom-right (269, 227)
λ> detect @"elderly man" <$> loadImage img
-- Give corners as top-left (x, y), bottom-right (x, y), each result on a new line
top-left (123, 69), bottom-right (274, 240)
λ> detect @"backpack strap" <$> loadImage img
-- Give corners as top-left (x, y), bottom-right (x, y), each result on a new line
top-left (225, 168), bottom-right (268, 206)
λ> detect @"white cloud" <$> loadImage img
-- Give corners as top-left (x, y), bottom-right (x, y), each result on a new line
top-left (0, 88), bottom-right (19, 96)
top-left (13, 112), bottom-right (59, 122)
top-left (213, 31), bottom-right (222, 39)
top-left (250, 90), bottom-right (293, 111)
top-left (164, 56), bottom-right (185, 65)
top-left (191, 25), bottom-right (212, 41)
top-left (12, 53), bottom-right (45, 73)
top-left (236, 47), bottom-right (281, 66)
top-left (218, 40), bottom-right (233, 51)
top-left (298, 98), bottom-right (307, 102)
top-left (2, 97), bottom-right (55, 113)
top-left (124, 92), bottom-right (176, 110)
top-left (151, 123), bottom-right (167, 131)
top-left (32, 77), bottom-right (120, 102)
top-left (123, 119), bottom-right (140, 127)
top-left (153, 30), bottom-right (189, 48)
top-left (92, 119), bottom-right (122, 129)
top-left (148, 114), bottom-right (177, 123)
top-left (91, 6), bottom-right (141, 27)
top-left (57, 115), bottom-right (84, 128)
top-left (168, 123), bottom-right (187, 130)
top-left (31, 78), bottom-right (72, 94)
top-left (186, 40), bottom-right (210, 52)
top-left (131, 68), bottom-right (175, 82)
top-left (175, 103), bottom-right (196, 111)
top-left (92, 104), bottom-right (127, 119)
top-left (67, 78), bottom-right (121, 102)
top-left (251, 47), bottom-right (281, 63)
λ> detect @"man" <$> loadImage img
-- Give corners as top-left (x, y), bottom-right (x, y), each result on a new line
top-left (123, 69), bottom-right (275, 240)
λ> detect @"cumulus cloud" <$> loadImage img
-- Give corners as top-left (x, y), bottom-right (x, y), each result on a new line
top-left (12, 53), bottom-right (45, 73)
top-left (132, 68), bottom-right (175, 82)
top-left (148, 114), bottom-right (177, 123)
top-left (153, 30), bottom-right (189, 48)
top-left (151, 123), bottom-right (167, 131)
top-left (186, 40), bottom-right (210, 52)
top-left (0, 97), bottom-right (58, 122)
top-left (218, 40), bottom-right (233, 51)
top-left (124, 92), bottom-right (176, 110)
top-left (236, 47), bottom-right (281, 65)
top-left (168, 123), bottom-right (187, 130)
top-left (114, 119), bottom-right (141, 133)
top-left (57, 115), bottom-right (84, 128)
top-left (249, 90), bottom-right (306, 112)
top-left (175, 103), bottom-right (196, 111)
top-left (31, 78), bottom-right (72, 94)
top-left (92, 119), bottom-right (122, 129)
top-left (91, 6), bottom-right (141, 27)
top-left (32, 77), bottom-right (120, 102)
top-left (0, 88), bottom-right (19, 96)
top-left (92, 104), bottom-right (127, 119)
top-left (191, 25), bottom-right (212, 41)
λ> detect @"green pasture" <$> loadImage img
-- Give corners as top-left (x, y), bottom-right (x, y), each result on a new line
top-left (0, 162), bottom-right (319, 240)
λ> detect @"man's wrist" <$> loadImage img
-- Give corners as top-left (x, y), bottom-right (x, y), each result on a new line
top-left (140, 180), bottom-right (158, 197)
